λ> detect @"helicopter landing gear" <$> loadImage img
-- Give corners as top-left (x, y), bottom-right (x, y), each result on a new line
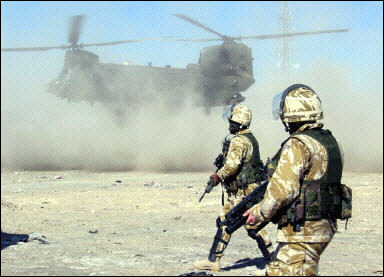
top-left (228, 93), bottom-right (245, 106)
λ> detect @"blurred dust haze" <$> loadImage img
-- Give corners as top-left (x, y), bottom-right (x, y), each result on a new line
top-left (1, 2), bottom-right (383, 173)
top-left (1, 59), bottom-right (383, 173)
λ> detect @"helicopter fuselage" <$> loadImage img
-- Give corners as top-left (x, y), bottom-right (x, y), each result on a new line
top-left (49, 42), bottom-right (255, 108)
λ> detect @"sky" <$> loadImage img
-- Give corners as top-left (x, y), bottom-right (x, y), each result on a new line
top-left (1, 1), bottom-right (383, 172)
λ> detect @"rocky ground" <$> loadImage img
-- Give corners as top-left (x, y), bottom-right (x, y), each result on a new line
top-left (1, 170), bottom-right (383, 276)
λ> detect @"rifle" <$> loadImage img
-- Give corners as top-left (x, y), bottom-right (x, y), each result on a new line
top-left (219, 180), bottom-right (269, 234)
top-left (199, 177), bottom-right (216, 202)
top-left (219, 179), bottom-right (304, 234)
top-left (199, 153), bottom-right (225, 202)
top-left (199, 135), bottom-right (232, 202)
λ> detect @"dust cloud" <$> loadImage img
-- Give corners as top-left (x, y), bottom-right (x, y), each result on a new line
top-left (1, 58), bottom-right (382, 174)
top-left (1, 78), bottom-right (228, 172)
top-left (243, 59), bottom-right (383, 173)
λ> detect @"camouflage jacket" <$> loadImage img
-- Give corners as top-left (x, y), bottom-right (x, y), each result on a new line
top-left (251, 122), bottom-right (338, 243)
top-left (217, 129), bottom-right (253, 185)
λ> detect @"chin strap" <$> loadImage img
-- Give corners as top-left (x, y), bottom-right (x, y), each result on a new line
top-left (282, 121), bottom-right (290, 133)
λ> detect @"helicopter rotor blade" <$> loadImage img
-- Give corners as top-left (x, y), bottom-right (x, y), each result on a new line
top-left (79, 37), bottom-right (173, 47)
top-left (68, 14), bottom-right (86, 45)
top-left (1, 45), bottom-right (72, 51)
top-left (171, 38), bottom-right (222, 42)
top-left (174, 14), bottom-right (228, 40)
top-left (236, 29), bottom-right (349, 40)
top-left (1, 37), bottom-right (174, 52)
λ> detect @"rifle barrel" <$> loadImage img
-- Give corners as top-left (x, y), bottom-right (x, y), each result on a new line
top-left (199, 191), bottom-right (206, 202)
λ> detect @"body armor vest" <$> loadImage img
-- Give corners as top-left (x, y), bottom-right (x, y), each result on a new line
top-left (268, 128), bottom-right (352, 228)
top-left (224, 133), bottom-right (266, 193)
top-left (295, 129), bottom-right (343, 220)
top-left (274, 128), bottom-right (348, 225)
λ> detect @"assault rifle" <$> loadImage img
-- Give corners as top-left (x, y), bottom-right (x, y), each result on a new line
top-left (219, 180), bottom-right (269, 234)
top-left (198, 153), bottom-right (225, 202)
top-left (199, 135), bottom-right (232, 202)
top-left (219, 179), bottom-right (304, 234)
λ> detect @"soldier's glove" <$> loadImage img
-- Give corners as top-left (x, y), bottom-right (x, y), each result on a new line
top-left (210, 173), bottom-right (220, 186)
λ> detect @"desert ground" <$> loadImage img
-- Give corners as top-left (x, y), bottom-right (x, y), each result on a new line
top-left (1, 169), bottom-right (383, 276)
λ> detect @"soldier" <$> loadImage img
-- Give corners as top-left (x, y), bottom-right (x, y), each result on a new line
top-left (243, 84), bottom-right (345, 276)
top-left (194, 104), bottom-right (273, 272)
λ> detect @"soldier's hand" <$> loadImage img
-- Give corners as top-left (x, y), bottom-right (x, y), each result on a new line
top-left (210, 173), bottom-right (220, 186)
top-left (243, 208), bottom-right (257, 225)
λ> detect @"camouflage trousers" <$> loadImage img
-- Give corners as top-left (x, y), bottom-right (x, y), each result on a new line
top-left (265, 241), bottom-right (330, 276)
top-left (215, 183), bottom-right (273, 259)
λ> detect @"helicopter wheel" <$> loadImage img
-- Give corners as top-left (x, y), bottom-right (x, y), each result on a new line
top-left (228, 93), bottom-right (246, 106)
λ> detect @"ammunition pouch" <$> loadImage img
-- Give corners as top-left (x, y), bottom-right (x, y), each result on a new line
top-left (222, 177), bottom-right (238, 194)
top-left (271, 201), bottom-right (304, 226)
top-left (223, 163), bottom-right (266, 194)
top-left (222, 172), bottom-right (266, 194)
top-left (235, 163), bottom-right (266, 191)
top-left (340, 184), bottom-right (352, 219)
top-left (275, 182), bottom-right (352, 225)
top-left (302, 181), bottom-right (352, 220)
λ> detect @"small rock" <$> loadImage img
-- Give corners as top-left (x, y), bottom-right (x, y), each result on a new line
top-left (28, 233), bottom-right (49, 244)
top-left (53, 176), bottom-right (62, 179)
top-left (116, 180), bottom-right (122, 183)
top-left (180, 259), bottom-right (188, 263)
top-left (144, 181), bottom-right (161, 187)
top-left (89, 229), bottom-right (98, 234)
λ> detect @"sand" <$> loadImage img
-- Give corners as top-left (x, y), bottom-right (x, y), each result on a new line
top-left (1, 170), bottom-right (383, 276)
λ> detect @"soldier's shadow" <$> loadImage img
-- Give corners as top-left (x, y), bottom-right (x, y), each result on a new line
top-left (1, 231), bottom-right (29, 250)
top-left (221, 257), bottom-right (266, 271)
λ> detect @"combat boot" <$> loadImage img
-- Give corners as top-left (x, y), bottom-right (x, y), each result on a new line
top-left (193, 258), bottom-right (221, 272)
top-left (193, 222), bottom-right (231, 272)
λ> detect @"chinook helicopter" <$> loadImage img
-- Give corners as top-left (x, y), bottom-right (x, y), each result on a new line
top-left (1, 14), bottom-right (349, 109)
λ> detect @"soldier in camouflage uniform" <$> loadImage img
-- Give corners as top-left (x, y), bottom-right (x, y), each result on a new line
top-left (244, 84), bottom-right (345, 276)
top-left (194, 104), bottom-right (273, 272)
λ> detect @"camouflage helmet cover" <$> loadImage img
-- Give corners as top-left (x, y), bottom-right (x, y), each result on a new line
top-left (273, 84), bottom-right (323, 123)
top-left (227, 103), bottom-right (252, 127)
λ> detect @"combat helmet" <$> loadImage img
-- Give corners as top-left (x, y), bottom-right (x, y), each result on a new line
top-left (272, 84), bottom-right (323, 123)
top-left (224, 104), bottom-right (252, 127)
